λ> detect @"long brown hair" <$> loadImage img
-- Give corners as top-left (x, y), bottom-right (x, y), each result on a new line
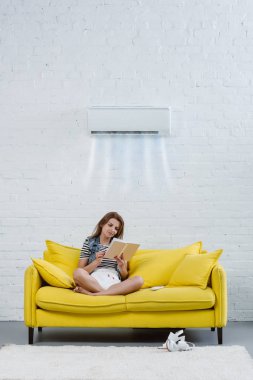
top-left (90, 211), bottom-right (124, 240)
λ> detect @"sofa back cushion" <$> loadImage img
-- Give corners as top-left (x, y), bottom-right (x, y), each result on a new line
top-left (43, 240), bottom-right (80, 278)
top-left (128, 241), bottom-right (202, 288)
top-left (168, 249), bottom-right (223, 289)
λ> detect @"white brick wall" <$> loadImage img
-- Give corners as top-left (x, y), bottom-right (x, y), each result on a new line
top-left (0, 0), bottom-right (253, 321)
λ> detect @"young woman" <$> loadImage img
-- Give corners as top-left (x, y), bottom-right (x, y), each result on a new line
top-left (73, 212), bottom-right (143, 296)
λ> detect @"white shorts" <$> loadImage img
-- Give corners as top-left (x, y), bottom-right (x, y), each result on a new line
top-left (91, 268), bottom-right (121, 290)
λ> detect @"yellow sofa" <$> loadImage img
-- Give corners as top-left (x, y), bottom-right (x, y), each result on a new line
top-left (24, 241), bottom-right (227, 345)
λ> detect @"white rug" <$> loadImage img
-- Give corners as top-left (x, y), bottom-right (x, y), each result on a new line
top-left (0, 345), bottom-right (252, 380)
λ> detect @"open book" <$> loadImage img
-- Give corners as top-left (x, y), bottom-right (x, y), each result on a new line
top-left (103, 238), bottom-right (140, 261)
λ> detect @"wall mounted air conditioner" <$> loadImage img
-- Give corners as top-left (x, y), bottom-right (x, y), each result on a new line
top-left (87, 106), bottom-right (171, 135)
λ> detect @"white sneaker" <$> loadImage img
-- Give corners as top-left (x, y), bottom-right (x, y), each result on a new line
top-left (158, 330), bottom-right (195, 352)
top-left (176, 339), bottom-right (195, 351)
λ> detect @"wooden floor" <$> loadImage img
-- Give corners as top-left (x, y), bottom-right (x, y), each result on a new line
top-left (0, 321), bottom-right (252, 357)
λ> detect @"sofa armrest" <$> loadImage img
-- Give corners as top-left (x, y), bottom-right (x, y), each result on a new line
top-left (24, 265), bottom-right (42, 327)
top-left (211, 264), bottom-right (227, 327)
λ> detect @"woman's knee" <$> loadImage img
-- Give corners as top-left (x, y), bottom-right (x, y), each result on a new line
top-left (133, 276), bottom-right (144, 288)
top-left (73, 268), bottom-right (88, 282)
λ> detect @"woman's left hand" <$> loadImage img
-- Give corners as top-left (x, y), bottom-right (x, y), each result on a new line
top-left (115, 254), bottom-right (127, 271)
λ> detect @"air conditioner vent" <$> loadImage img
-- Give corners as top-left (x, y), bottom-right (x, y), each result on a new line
top-left (87, 106), bottom-right (170, 135)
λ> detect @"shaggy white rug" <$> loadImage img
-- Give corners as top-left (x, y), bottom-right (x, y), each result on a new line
top-left (0, 344), bottom-right (252, 380)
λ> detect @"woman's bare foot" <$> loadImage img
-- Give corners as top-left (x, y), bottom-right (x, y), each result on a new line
top-left (73, 286), bottom-right (107, 296)
top-left (73, 286), bottom-right (93, 295)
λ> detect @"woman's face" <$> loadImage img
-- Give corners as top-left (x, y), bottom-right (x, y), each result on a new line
top-left (101, 218), bottom-right (121, 239)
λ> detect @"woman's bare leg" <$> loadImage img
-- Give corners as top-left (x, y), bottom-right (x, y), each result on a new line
top-left (73, 268), bottom-right (104, 292)
top-left (75, 276), bottom-right (144, 296)
top-left (96, 276), bottom-right (143, 295)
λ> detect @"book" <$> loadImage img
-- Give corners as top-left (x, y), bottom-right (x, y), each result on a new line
top-left (103, 238), bottom-right (140, 261)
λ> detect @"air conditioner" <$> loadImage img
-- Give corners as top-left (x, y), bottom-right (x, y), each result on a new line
top-left (87, 106), bottom-right (171, 135)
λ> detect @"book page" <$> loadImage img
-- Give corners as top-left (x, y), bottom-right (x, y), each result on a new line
top-left (104, 240), bottom-right (140, 261)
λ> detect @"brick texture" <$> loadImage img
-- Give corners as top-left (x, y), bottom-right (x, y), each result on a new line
top-left (0, 0), bottom-right (253, 321)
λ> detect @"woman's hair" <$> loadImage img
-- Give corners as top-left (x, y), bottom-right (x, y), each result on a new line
top-left (90, 211), bottom-right (124, 240)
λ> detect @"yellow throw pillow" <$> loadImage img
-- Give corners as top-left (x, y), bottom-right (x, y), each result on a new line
top-left (128, 242), bottom-right (202, 289)
top-left (44, 240), bottom-right (81, 278)
top-left (32, 258), bottom-right (75, 288)
top-left (168, 249), bottom-right (223, 289)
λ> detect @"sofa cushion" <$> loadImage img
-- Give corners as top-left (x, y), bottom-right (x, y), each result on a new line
top-left (128, 242), bottom-right (202, 289)
top-left (32, 258), bottom-right (75, 289)
top-left (168, 250), bottom-right (223, 290)
top-left (125, 287), bottom-right (215, 312)
top-left (36, 287), bottom-right (126, 314)
top-left (44, 240), bottom-right (80, 278)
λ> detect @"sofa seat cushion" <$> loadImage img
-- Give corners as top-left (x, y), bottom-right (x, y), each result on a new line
top-left (36, 287), bottom-right (127, 314)
top-left (125, 287), bottom-right (215, 312)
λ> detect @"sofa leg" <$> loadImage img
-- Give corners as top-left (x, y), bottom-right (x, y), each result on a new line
top-left (28, 327), bottom-right (34, 345)
top-left (38, 327), bottom-right (42, 332)
top-left (217, 328), bottom-right (222, 344)
top-left (211, 327), bottom-right (215, 331)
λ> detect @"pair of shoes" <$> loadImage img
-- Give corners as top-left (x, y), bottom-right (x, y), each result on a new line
top-left (158, 329), bottom-right (195, 352)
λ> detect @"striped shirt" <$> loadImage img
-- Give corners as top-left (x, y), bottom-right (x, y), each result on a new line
top-left (80, 237), bottom-right (119, 274)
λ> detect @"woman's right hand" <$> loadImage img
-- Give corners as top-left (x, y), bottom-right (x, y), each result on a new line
top-left (95, 251), bottom-right (105, 264)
